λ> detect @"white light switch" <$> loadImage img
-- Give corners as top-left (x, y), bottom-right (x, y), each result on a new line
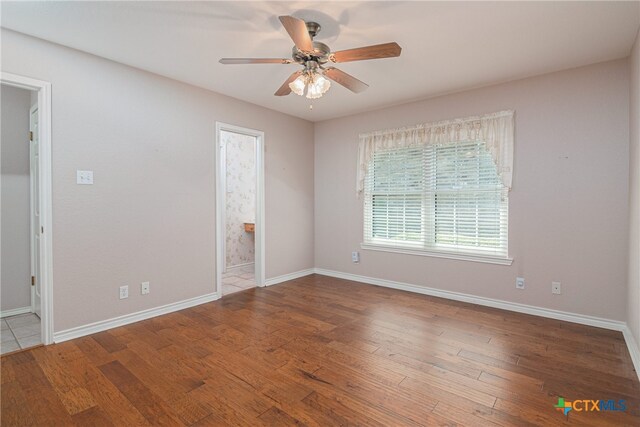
top-left (77, 170), bottom-right (94, 185)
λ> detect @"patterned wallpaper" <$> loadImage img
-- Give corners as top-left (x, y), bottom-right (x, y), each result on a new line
top-left (222, 130), bottom-right (256, 269)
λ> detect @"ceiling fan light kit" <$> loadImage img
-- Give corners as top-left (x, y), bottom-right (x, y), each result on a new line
top-left (306, 74), bottom-right (331, 99)
top-left (219, 15), bottom-right (402, 101)
top-left (289, 61), bottom-right (332, 99)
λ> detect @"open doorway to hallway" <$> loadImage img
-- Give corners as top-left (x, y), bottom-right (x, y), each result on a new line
top-left (1, 84), bottom-right (42, 354)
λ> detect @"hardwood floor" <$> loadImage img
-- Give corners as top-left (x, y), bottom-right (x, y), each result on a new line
top-left (2, 274), bottom-right (639, 426)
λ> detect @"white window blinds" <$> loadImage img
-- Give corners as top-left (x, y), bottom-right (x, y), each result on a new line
top-left (364, 140), bottom-right (508, 258)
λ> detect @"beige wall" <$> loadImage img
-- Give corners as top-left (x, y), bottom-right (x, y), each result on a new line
top-left (1, 27), bottom-right (634, 333)
top-left (315, 59), bottom-right (629, 321)
top-left (1, 84), bottom-right (32, 312)
top-left (629, 29), bottom-right (640, 344)
top-left (1, 29), bottom-right (314, 332)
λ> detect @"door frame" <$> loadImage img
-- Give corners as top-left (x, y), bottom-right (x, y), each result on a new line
top-left (215, 122), bottom-right (265, 297)
top-left (1, 72), bottom-right (53, 345)
top-left (29, 103), bottom-right (40, 316)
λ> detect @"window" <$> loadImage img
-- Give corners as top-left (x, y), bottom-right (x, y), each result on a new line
top-left (364, 140), bottom-right (508, 261)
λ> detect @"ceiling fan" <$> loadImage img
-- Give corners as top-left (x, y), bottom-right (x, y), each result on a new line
top-left (219, 16), bottom-right (402, 100)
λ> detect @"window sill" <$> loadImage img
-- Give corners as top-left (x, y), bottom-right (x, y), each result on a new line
top-left (360, 243), bottom-right (513, 266)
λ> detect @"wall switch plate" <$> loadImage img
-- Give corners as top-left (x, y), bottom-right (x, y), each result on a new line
top-left (141, 281), bottom-right (150, 295)
top-left (515, 277), bottom-right (525, 289)
top-left (76, 170), bottom-right (94, 185)
top-left (552, 281), bottom-right (562, 295)
top-left (119, 285), bottom-right (128, 299)
top-left (352, 251), bottom-right (360, 263)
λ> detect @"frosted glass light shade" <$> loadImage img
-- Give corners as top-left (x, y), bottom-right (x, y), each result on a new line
top-left (288, 75), bottom-right (306, 96)
top-left (288, 72), bottom-right (331, 99)
top-left (306, 74), bottom-right (331, 99)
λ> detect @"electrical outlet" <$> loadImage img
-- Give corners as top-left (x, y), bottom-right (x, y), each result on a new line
top-left (76, 170), bottom-right (94, 185)
top-left (119, 285), bottom-right (129, 299)
top-left (352, 251), bottom-right (360, 263)
top-left (552, 281), bottom-right (562, 295)
top-left (516, 277), bottom-right (525, 290)
top-left (141, 281), bottom-right (150, 295)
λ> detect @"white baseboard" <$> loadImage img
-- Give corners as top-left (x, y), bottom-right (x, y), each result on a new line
top-left (314, 268), bottom-right (640, 381)
top-left (46, 265), bottom-right (640, 383)
top-left (265, 269), bottom-right (315, 287)
top-left (0, 306), bottom-right (32, 318)
top-left (53, 293), bottom-right (219, 343)
top-left (622, 327), bottom-right (640, 380)
top-left (313, 268), bottom-right (626, 331)
top-left (53, 267), bottom-right (311, 342)
top-left (225, 262), bottom-right (255, 273)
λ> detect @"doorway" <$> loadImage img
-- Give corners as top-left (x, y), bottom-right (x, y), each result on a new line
top-left (0, 72), bottom-right (53, 349)
top-left (1, 85), bottom-right (40, 352)
top-left (215, 123), bottom-right (265, 297)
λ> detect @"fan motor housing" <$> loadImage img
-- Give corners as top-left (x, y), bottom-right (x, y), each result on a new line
top-left (291, 21), bottom-right (330, 64)
top-left (292, 41), bottom-right (331, 64)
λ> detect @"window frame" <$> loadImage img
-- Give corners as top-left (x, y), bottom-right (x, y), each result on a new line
top-left (362, 141), bottom-right (512, 266)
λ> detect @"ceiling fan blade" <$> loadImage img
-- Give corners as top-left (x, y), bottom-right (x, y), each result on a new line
top-left (219, 58), bottom-right (292, 64)
top-left (330, 42), bottom-right (402, 63)
top-left (323, 67), bottom-right (369, 93)
top-left (274, 71), bottom-right (303, 96)
top-left (278, 15), bottom-right (313, 52)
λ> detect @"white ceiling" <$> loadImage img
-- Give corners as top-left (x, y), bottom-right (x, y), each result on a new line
top-left (2, 1), bottom-right (639, 122)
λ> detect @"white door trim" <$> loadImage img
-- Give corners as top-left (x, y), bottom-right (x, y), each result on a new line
top-left (215, 122), bottom-right (265, 297)
top-left (29, 103), bottom-right (38, 315)
top-left (1, 72), bottom-right (53, 345)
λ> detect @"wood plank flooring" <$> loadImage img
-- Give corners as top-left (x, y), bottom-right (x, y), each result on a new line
top-left (2, 274), bottom-right (639, 426)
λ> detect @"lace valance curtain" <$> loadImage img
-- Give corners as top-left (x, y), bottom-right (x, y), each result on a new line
top-left (356, 110), bottom-right (515, 195)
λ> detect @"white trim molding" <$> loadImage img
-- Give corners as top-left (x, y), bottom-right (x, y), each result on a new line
top-left (313, 268), bottom-right (626, 331)
top-left (265, 269), bottom-right (315, 287)
top-left (361, 243), bottom-right (513, 266)
top-left (0, 306), bottom-right (32, 318)
top-left (52, 267), bottom-right (315, 342)
top-left (226, 262), bottom-right (255, 272)
top-left (1, 72), bottom-right (54, 345)
top-left (313, 268), bottom-right (640, 381)
top-left (53, 293), bottom-right (219, 343)
top-left (622, 327), bottom-right (640, 381)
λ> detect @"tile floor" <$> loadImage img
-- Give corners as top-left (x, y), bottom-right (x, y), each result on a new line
top-left (1, 313), bottom-right (42, 355)
top-left (222, 264), bottom-right (256, 296)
